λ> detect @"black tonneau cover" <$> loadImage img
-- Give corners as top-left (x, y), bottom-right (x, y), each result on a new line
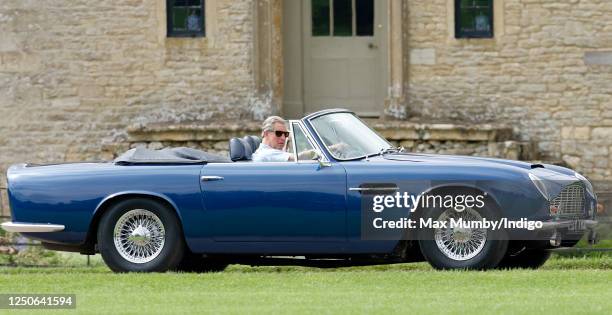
top-left (114, 147), bottom-right (231, 165)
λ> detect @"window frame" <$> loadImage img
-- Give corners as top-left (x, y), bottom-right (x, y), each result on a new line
top-left (454, 0), bottom-right (494, 39)
top-left (311, 0), bottom-right (375, 37)
top-left (166, 0), bottom-right (206, 38)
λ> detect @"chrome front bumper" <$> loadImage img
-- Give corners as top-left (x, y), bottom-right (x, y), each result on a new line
top-left (1, 222), bottom-right (65, 233)
top-left (539, 219), bottom-right (598, 246)
top-left (540, 219), bottom-right (598, 231)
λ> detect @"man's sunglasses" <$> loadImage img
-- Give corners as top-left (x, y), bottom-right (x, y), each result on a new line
top-left (272, 130), bottom-right (290, 138)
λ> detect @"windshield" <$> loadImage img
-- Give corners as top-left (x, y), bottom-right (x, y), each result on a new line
top-left (310, 112), bottom-right (392, 160)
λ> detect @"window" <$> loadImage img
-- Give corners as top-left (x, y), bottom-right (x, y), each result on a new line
top-left (455, 0), bottom-right (493, 38)
top-left (312, 0), bottom-right (374, 37)
top-left (167, 0), bottom-right (205, 37)
top-left (291, 123), bottom-right (317, 161)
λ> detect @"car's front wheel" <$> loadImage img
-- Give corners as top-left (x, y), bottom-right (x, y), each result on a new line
top-left (97, 198), bottom-right (185, 273)
top-left (418, 203), bottom-right (508, 270)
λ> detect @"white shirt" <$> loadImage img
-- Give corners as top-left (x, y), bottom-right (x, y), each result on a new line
top-left (252, 143), bottom-right (290, 162)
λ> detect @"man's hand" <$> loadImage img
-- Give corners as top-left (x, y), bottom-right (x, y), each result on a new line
top-left (297, 149), bottom-right (317, 161)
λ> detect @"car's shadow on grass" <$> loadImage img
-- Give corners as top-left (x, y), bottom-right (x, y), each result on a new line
top-left (1, 254), bottom-right (611, 274)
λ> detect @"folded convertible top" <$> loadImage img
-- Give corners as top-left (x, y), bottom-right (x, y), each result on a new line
top-left (114, 147), bottom-right (231, 165)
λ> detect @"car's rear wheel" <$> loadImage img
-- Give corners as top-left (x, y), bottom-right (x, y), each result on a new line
top-left (97, 198), bottom-right (185, 273)
top-left (497, 247), bottom-right (551, 269)
top-left (418, 202), bottom-right (508, 270)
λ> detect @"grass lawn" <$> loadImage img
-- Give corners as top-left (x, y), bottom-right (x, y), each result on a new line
top-left (1, 255), bottom-right (611, 314)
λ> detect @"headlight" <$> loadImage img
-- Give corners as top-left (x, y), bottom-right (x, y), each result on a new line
top-left (575, 171), bottom-right (596, 198)
top-left (529, 173), bottom-right (549, 200)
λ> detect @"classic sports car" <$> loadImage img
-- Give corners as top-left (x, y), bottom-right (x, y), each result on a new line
top-left (1, 109), bottom-right (599, 272)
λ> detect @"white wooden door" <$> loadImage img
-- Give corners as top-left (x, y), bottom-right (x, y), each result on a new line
top-left (303, 0), bottom-right (387, 117)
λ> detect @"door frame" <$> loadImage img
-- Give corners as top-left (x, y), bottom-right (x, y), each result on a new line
top-left (300, 0), bottom-right (388, 118)
top-left (254, 0), bottom-right (407, 119)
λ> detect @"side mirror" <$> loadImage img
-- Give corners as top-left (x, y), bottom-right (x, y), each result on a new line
top-left (313, 151), bottom-right (331, 168)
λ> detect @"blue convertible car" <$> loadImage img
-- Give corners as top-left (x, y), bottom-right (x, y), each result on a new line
top-left (1, 109), bottom-right (599, 272)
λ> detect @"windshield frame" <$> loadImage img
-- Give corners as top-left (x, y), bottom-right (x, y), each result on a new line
top-left (304, 110), bottom-right (393, 161)
top-left (288, 119), bottom-right (330, 164)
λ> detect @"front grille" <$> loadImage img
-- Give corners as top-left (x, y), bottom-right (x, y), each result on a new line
top-left (549, 181), bottom-right (586, 218)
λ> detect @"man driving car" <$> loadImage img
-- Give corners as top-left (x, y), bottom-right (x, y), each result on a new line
top-left (252, 116), bottom-right (293, 162)
top-left (252, 116), bottom-right (319, 162)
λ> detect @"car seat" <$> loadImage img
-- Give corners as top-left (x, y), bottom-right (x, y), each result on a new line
top-left (229, 136), bottom-right (261, 162)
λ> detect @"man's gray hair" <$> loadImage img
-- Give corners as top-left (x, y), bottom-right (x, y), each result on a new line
top-left (261, 116), bottom-right (287, 133)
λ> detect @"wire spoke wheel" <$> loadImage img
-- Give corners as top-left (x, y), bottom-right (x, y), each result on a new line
top-left (434, 208), bottom-right (487, 261)
top-left (113, 209), bottom-right (166, 264)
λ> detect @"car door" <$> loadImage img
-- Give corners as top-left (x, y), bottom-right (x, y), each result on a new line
top-left (200, 122), bottom-right (347, 243)
top-left (342, 161), bottom-right (413, 254)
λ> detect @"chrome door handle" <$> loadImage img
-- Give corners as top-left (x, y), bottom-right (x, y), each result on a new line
top-left (350, 183), bottom-right (399, 195)
top-left (201, 176), bottom-right (224, 182)
top-left (349, 187), bottom-right (399, 192)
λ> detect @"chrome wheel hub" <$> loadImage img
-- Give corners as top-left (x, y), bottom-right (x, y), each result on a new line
top-left (113, 209), bottom-right (165, 264)
top-left (453, 227), bottom-right (472, 243)
top-left (434, 208), bottom-right (487, 261)
top-left (128, 226), bottom-right (152, 246)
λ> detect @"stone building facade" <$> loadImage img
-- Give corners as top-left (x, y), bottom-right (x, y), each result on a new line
top-left (0, 0), bottom-right (611, 194)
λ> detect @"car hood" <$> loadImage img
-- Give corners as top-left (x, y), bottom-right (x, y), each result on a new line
top-left (371, 152), bottom-right (585, 201)
top-left (377, 152), bottom-right (577, 179)
top-left (379, 153), bottom-right (538, 170)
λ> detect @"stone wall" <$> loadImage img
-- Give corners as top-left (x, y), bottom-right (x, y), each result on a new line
top-left (0, 0), bottom-right (258, 182)
top-left (112, 120), bottom-right (534, 162)
top-left (405, 0), bottom-right (612, 180)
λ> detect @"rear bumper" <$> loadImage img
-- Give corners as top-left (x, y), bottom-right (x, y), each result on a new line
top-left (1, 221), bottom-right (65, 233)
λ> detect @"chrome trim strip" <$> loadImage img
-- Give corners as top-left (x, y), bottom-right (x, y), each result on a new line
top-left (1, 222), bottom-right (65, 233)
top-left (200, 176), bottom-right (224, 181)
top-left (288, 120), bottom-right (299, 163)
top-left (303, 108), bottom-right (353, 120)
